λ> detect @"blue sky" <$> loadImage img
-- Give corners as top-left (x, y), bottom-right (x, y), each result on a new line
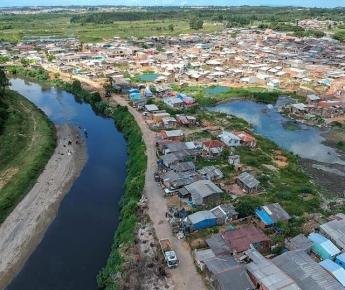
top-left (1, 0), bottom-right (344, 8)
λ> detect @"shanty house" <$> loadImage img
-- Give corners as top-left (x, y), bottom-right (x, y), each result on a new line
top-left (285, 234), bottom-right (313, 253)
top-left (236, 172), bottom-right (260, 193)
top-left (202, 140), bottom-right (225, 157)
top-left (218, 131), bottom-right (241, 147)
top-left (234, 131), bottom-right (257, 148)
top-left (184, 210), bottom-right (217, 232)
top-left (160, 130), bottom-right (184, 141)
top-left (272, 250), bottom-right (344, 290)
top-left (204, 254), bottom-right (254, 290)
top-left (308, 232), bottom-right (341, 260)
top-left (320, 259), bottom-right (345, 287)
top-left (222, 225), bottom-right (270, 255)
top-left (185, 180), bottom-right (223, 206)
top-left (255, 203), bottom-right (291, 228)
top-left (320, 213), bottom-right (345, 251)
top-left (245, 248), bottom-right (300, 290)
top-left (210, 204), bottom-right (238, 225)
top-left (198, 166), bottom-right (223, 181)
top-left (336, 253), bottom-right (345, 270)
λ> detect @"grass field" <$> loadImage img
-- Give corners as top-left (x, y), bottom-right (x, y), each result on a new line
top-left (0, 90), bottom-right (56, 223)
top-left (0, 13), bottom-right (223, 42)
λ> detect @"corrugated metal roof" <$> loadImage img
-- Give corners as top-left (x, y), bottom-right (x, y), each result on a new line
top-left (320, 213), bottom-right (345, 250)
top-left (273, 250), bottom-right (345, 290)
top-left (246, 248), bottom-right (301, 290)
top-left (185, 180), bottom-right (222, 198)
top-left (337, 253), bottom-right (345, 264)
top-left (320, 259), bottom-right (345, 287)
top-left (309, 233), bottom-right (341, 258)
top-left (188, 210), bottom-right (216, 225)
top-left (238, 172), bottom-right (260, 188)
top-left (285, 234), bottom-right (313, 251)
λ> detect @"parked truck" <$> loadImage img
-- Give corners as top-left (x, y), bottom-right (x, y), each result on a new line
top-left (159, 238), bottom-right (179, 268)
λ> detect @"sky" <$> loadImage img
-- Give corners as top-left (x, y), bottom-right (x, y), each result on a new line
top-left (1, 0), bottom-right (344, 8)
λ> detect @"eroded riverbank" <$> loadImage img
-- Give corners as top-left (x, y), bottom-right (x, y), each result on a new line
top-left (0, 124), bottom-right (86, 289)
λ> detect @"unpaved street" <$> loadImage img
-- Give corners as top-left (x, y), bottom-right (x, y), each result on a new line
top-left (0, 124), bottom-right (86, 289)
top-left (111, 95), bottom-right (207, 290)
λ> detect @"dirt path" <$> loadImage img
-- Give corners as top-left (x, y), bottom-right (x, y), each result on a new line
top-left (0, 124), bottom-right (87, 289)
top-left (110, 95), bottom-right (207, 290)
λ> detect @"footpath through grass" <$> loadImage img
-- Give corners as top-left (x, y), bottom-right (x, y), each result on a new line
top-left (0, 90), bottom-right (56, 223)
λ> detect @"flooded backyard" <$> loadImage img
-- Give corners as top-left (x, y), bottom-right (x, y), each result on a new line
top-left (210, 100), bottom-right (345, 195)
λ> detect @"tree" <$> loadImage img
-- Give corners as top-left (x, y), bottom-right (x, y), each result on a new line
top-left (189, 17), bottom-right (204, 30)
top-left (168, 23), bottom-right (174, 32)
top-left (20, 58), bottom-right (31, 67)
top-left (0, 67), bottom-right (9, 97)
top-left (103, 77), bottom-right (113, 98)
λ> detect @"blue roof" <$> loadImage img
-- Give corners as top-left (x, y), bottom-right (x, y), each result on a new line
top-left (255, 208), bottom-right (273, 225)
top-left (308, 232), bottom-right (327, 244)
top-left (309, 233), bottom-right (341, 258)
top-left (320, 259), bottom-right (345, 286)
top-left (128, 88), bottom-right (140, 94)
top-left (337, 253), bottom-right (345, 264)
top-left (129, 92), bottom-right (142, 101)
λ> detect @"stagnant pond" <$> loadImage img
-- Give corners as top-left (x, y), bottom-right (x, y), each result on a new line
top-left (210, 100), bottom-right (345, 165)
top-left (7, 79), bottom-right (127, 290)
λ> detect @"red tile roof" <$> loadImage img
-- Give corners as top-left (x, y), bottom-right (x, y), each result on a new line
top-left (202, 140), bottom-right (225, 149)
top-left (234, 131), bottom-right (256, 142)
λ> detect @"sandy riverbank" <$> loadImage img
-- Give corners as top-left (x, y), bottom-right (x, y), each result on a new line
top-left (0, 124), bottom-right (87, 289)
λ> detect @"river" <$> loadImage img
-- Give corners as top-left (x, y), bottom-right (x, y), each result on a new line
top-left (7, 79), bottom-right (127, 290)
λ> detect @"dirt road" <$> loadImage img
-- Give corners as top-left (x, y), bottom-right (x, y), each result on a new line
top-left (110, 95), bottom-right (207, 290)
top-left (0, 124), bottom-right (87, 289)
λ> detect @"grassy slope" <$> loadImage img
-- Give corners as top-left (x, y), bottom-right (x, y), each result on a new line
top-left (0, 90), bottom-right (56, 223)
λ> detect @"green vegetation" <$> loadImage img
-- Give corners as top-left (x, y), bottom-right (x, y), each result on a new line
top-left (0, 67), bottom-right (10, 132)
top-left (8, 65), bottom-right (49, 81)
top-left (173, 84), bottom-right (304, 105)
top-left (197, 111), bottom-right (320, 227)
top-left (333, 29), bottom-right (345, 42)
top-left (258, 22), bottom-right (326, 38)
top-left (190, 17), bottom-right (204, 30)
top-left (0, 90), bottom-right (56, 223)
top-left (0, 7), bottom-right (343, 42)
top-left (0, 12), bottom-right (221, 43)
